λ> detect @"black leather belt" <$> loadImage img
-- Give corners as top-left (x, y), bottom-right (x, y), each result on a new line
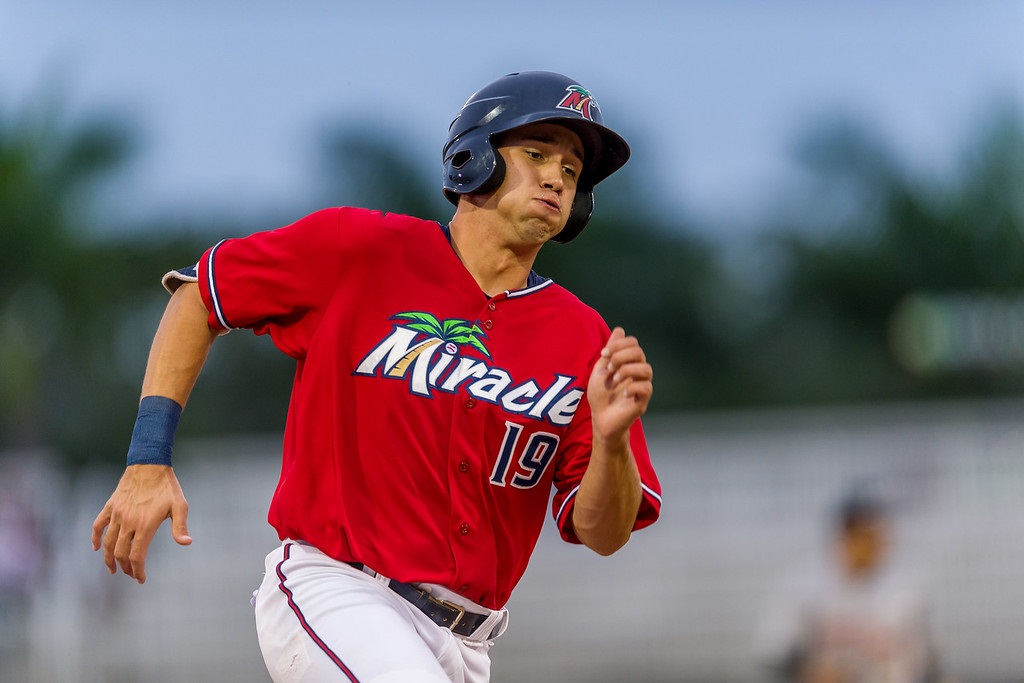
top-left (348, 563), bottom-right (490, 638)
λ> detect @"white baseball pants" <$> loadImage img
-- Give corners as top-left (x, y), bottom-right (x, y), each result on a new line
top-left (253, 541), bottom-right (508, 683)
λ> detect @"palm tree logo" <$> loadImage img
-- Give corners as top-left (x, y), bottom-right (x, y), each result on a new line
top-left (385, 311), bottom-right (490, 377)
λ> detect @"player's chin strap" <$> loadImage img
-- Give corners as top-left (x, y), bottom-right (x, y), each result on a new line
top-left (347, 562), bottom-right (508, 641)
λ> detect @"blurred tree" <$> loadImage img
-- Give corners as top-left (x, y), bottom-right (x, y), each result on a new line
top-left (314, 123), bottom-right (451, 222)
top-left (0, 91), bottom-right (215, 466)
top-left (0, 90), bottom-right (130, 452)
top-left (734, 102), bottom-right (1024, 405)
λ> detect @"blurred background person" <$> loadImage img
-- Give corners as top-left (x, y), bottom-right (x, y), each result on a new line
top-left (753, 488), bottom-right (950, 683)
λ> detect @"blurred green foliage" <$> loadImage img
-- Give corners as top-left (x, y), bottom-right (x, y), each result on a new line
top-left (0, 92), bottom-right (295, 468)
top-left (2, 87), bottom-right (1023, 468)
top-left (739, 103), bottom-right (1024, 405)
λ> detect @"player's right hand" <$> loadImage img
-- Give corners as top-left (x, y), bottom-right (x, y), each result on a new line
top-left (90, 464), bottom-right (192, 584)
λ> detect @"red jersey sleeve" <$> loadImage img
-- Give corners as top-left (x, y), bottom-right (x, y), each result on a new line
top-left (550, 353), bottom-right (663, 545)
top-left (195, 208), bottom-right (350, 357)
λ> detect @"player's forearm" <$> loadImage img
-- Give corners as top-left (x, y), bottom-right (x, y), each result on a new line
top-left (572, 433), bottom-right (642, 556)
top-left (140, 282), bottom-right (218, 407)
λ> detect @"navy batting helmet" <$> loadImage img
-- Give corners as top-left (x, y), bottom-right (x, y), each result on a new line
top-left (442, 71), bottom-right (630, 243)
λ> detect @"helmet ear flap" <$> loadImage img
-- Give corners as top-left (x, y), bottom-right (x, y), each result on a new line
top-left (551, 190), bottom-right (593, 244)
top-left (472, 148), bottom-right (505, 197)
top-left (443, 140), bottom-right (506, 204)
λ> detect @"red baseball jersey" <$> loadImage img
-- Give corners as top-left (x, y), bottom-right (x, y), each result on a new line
top-left (167, 207), bottom-right (662, 609)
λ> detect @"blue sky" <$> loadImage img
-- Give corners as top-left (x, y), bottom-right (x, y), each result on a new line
top-left (2, 1), bottom-right (1023, 234)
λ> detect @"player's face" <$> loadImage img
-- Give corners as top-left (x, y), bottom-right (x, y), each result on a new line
top-left (488, 123), bottom-right (584, 244)
top-left (838, 518), bottom-right (887, 578)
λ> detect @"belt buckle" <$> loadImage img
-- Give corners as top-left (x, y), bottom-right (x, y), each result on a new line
top-left (431, 595), bottom-right (466, 631)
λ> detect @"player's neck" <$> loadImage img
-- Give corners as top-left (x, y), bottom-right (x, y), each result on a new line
top-left (449, 215), bottom-right (539, 296)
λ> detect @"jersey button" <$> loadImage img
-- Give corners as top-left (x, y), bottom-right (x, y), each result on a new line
top-left (483, 319), bottom-right (493, 330)
top-left (464, 397), bottom-right (476, 408)
top-left (458, 460), bottom-right (470, 473)
top-left (487, 301), bottom-right (497, 312)
top-left (459, 523), bottom-right (470, 535)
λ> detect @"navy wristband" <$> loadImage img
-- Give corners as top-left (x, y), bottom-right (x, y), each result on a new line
top-left (126, 396), bottom-right (183, 466)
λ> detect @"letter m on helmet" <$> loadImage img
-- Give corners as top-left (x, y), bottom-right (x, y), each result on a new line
top-left (555, 85), bottom-right (596, 121)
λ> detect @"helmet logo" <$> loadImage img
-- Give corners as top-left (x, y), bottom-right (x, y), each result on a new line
top-left (556, 85), bottom-right (597, 121)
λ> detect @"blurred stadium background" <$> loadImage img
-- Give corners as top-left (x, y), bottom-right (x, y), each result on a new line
top-left (4, 2), bottom-right (1024, 682)
top-left (6, 400), bottom-right (1024, 682)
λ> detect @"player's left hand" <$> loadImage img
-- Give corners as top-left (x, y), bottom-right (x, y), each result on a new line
top-left (587, 327), bottom-right (653, 444)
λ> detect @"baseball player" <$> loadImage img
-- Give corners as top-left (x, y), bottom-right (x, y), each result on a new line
top-left (91, 71), bottom-right (663, 683)
top-left (753, 492), bottom-right (944, 683)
